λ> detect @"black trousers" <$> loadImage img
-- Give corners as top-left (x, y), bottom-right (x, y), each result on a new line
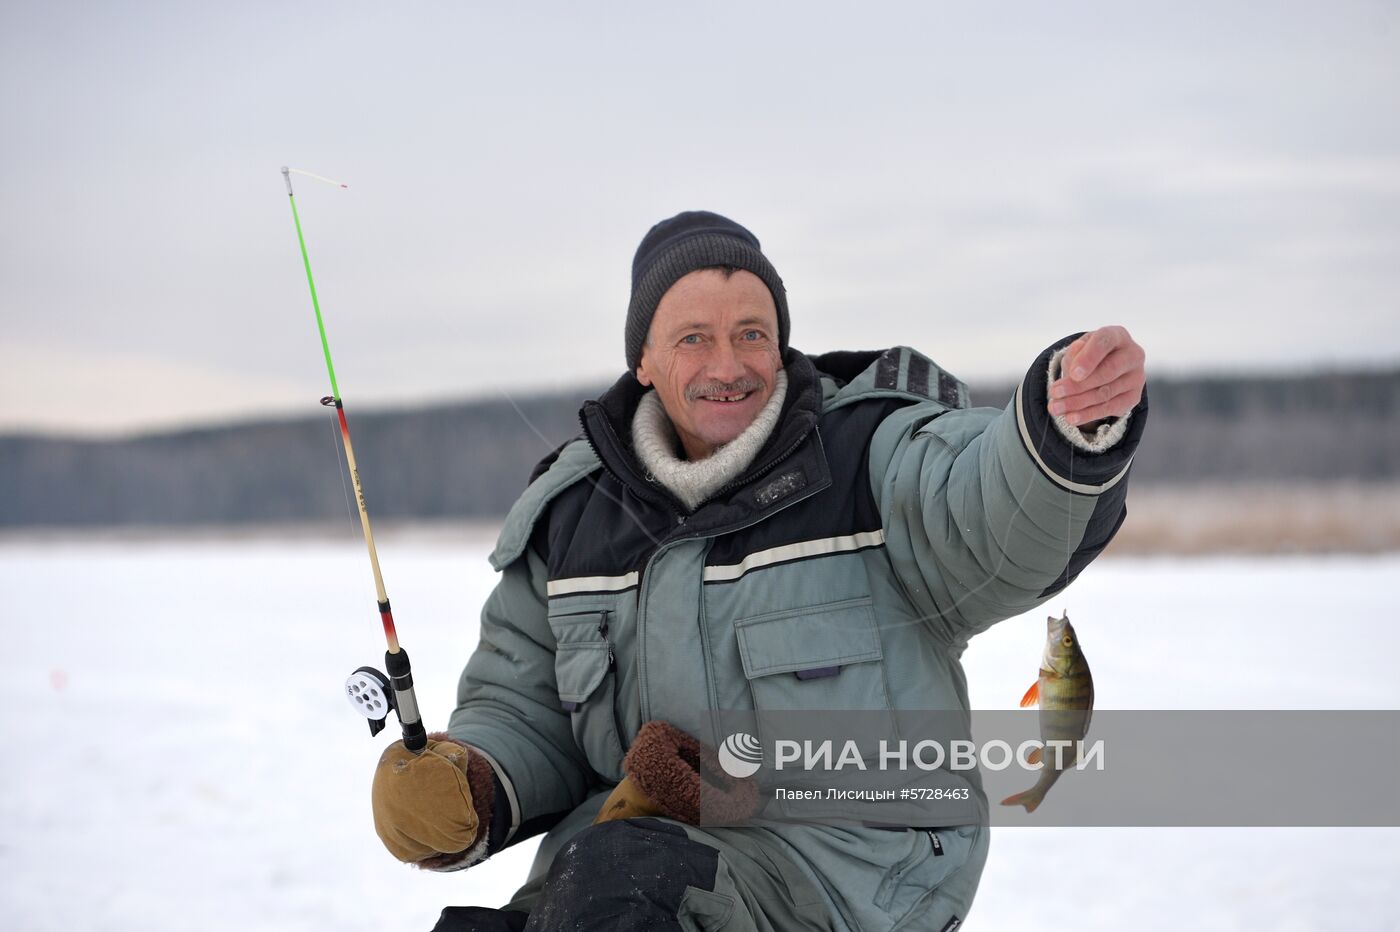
top-left (431, 818), bottom-right (728, 932)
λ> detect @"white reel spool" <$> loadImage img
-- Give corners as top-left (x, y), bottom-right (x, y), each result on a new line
top-left (345, 666), bottom-right (393, 723)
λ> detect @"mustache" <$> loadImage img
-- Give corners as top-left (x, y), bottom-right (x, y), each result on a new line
top-left (685, 377), bottom-right (766, 402)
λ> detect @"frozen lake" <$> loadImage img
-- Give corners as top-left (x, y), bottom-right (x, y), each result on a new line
top-left (1, 531), bottom-right (1397, 931)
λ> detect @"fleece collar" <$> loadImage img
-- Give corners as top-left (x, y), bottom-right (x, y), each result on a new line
top-left (631, 370), bottom-right (789, 512)
top-left (580, 348), bottom-right (824, 516)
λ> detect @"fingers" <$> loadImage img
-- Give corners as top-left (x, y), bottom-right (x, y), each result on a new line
top-left (1051, 358), bottom-right (1144, 415)
top-left (1057, 391), bottom-right (1138, 425)
top-left (1054, 342), bottom-right (1141, 396)
top-left (1048, 326), bottom-right (1145, 423)
top-left (1062, 334), bottom-right (1090, 369)
top-left (1062, 326), bottom-right (1128, 382)
top-left (1050, 368), bottom-right (1143, 422)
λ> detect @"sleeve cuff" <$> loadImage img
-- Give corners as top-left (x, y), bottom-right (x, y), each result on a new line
top-left (1015, 333), bottom-right (1148, 493)
top-left (458, 743), bottom-right (521, 851)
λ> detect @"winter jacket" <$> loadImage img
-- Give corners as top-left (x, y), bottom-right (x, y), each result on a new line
top-left (446, 337), bottom-right (1146, 929)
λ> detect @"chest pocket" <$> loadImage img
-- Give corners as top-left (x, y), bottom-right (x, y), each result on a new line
top-left (548, 608), bottom-right (626, 783)
top-left (735, 597), bottom-right (896, 744)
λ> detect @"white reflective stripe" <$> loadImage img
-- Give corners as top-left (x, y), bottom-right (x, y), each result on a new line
top-left (1014, 383), bottom-right (1132, 495)
top-left (546, 571), bottom-right (639, 597)
top-left (703, 530), bottom-right (886, 583)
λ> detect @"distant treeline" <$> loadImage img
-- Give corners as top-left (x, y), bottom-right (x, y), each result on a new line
top-left (2, 368), bottom-right (1397, 528)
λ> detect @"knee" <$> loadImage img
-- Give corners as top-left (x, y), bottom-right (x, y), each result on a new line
top-left (533, 819), bottom-right (719, 925)
top-left (566, 816), bottom-right (642, 852)
top-left (552, 817), bottom-right (678, 873)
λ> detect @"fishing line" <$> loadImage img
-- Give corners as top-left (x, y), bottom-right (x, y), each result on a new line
top-left (1066, 349), bottom-right (1074, 571)
top-left (287, 167), bottom-right (348, 188)
top-left (497, 386), bottom-right (667, 549)
top-left (328, 412), bottom-right (357, 537)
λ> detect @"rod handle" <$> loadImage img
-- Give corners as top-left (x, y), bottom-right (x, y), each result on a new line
top-left (385, 648), bottom-right (428, 754)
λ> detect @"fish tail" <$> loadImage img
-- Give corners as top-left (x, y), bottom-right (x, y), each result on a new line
top-left (999, 786), bottom-right (1045, 813)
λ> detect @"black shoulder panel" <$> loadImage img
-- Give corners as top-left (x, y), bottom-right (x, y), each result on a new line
top-left (528, 436), bottom-right (580, 486)
top-left (703, 396), bottom-right (912, 568)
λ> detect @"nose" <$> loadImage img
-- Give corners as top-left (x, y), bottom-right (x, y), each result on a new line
top-left (706, 338), bottom-right (746, 384)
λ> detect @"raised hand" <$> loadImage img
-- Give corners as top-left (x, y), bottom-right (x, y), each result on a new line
top-left (1048, 326), bottom-right (1146, 426)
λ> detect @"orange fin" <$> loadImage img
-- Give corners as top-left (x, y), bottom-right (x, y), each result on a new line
top-left (999, 788), bottom-right (1043, 813)
top-left (1019, 681), bottom-right (1040, 708)
top-left (1025, 746), bottom-right (1042, 766)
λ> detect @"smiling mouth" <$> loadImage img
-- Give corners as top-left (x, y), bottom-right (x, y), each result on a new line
top-left (699, 392), bottom-right (751, 404)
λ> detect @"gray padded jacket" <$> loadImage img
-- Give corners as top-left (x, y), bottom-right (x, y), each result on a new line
top-left (447, 337), bottom-right (1146, 929)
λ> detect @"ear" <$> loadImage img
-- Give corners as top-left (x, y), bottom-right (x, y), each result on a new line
top-left (634, 352), bottom-right (654, 387)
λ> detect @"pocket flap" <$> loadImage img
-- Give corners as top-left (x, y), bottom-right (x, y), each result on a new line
top-left (555, 643), bottom-right (611, 704)
top-left (735, 597), bottom-right (882, 680)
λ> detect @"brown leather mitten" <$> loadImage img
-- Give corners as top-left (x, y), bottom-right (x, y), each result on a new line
top-left (595, 720), bottom-right (760, 826)
top-left (372, 733), bottom-right (496, 870)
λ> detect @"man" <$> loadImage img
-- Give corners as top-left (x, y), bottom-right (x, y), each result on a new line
top-left (372, 211), bottom-right (1148, 930)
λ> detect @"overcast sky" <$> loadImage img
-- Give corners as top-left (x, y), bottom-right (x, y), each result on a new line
top-left (2, 1), bottom-right (1397, 435)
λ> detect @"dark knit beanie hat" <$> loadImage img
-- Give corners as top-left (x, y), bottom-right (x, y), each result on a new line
top-left (625, 210), bottom-right (789, 372)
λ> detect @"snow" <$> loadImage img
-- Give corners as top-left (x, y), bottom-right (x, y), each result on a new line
top-left (1, 534), bottom-right (1396, 930)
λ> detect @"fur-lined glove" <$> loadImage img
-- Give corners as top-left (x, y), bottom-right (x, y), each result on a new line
top-left (371, 734), bottom-right (496, 870)
top-left (594, 720), bottom-right (760, 826)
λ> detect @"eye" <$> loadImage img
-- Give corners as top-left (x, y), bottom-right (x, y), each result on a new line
top-left (1061, 635), bottom-right (1073, 648)
top-left (680, 334), bottom-right (702, 345)
top-left (742, 330), bottom-right (764, 342)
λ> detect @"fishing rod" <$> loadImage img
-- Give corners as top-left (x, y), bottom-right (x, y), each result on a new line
top-left (282, 165), bottom-right (427, 754)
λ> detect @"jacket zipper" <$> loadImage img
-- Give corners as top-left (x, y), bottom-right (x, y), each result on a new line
top-left (692, 427), bottom-right (813, 513)
top-left (631, 453), bottom-right (831, 723)
top-left (597, 612), bottom-right (615, 670)
top-left (578, 406), bottom-right (820, 724)
top-left (595, 610), bottom-right (630, 751)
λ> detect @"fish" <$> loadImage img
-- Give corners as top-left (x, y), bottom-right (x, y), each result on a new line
top-left (1000, 612), bottom-right (1094, 813)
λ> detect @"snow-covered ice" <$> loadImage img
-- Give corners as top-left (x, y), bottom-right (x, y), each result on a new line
top-left (1, 533), bottom-right (1396, 931)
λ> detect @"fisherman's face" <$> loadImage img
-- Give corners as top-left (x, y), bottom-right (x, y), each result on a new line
top-left (635, 268), bottom-right (782, 461)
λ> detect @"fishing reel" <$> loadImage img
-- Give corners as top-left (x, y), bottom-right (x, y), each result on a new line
top-left (345, 665), bottom-right (396, 737)
top-left (343, 648), bottom-right (427, 750)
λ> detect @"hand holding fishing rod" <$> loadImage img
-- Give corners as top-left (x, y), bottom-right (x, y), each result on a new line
top-left (282, 165), bottom-right (427, 754)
